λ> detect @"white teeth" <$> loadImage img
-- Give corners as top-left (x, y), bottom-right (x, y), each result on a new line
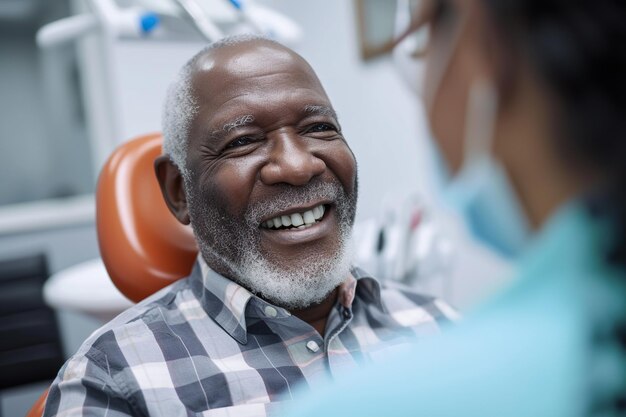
top-left (261, 204), bottom-right (327, 229)
top-left (291, 213), bottom-right (304, 227)
top-left (303, 210), bottom-right (316, 225)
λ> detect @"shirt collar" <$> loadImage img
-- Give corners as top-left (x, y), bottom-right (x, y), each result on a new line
top-left (190, 256), bottom-right (387, 344)
top-left (192, 256), bottom-right (255, 344)
top-left (349, 266), bottom-right (387, 312)
top-left (517, 202), bottom-right (615, 284)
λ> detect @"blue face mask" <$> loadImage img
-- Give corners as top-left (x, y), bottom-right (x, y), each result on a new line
top-left (427, 77), bottom-right (532, 259)
top-left (441, 151), bottom-right (531, 259)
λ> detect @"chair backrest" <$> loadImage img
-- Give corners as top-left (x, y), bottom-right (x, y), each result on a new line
top-left (96, 133), bottom-right (198, 302)
top-left (25, 390), bottom-right (47, 417)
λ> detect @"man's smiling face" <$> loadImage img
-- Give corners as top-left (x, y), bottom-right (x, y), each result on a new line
top-left (179, 41), bottom-right (358, 308)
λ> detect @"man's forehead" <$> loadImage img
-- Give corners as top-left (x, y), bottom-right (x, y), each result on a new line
top-left (189, 43), bottom-right (327, 107)
top-left (191, 41), bottom-right (311, 80)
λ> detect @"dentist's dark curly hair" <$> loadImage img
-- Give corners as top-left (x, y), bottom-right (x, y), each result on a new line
top-left (485, 0), bottom-right (626, 268)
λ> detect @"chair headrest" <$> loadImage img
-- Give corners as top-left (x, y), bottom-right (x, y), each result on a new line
top-left (96, 133), bottom-right (198, 303)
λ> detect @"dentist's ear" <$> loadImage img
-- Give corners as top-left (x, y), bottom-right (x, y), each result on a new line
top-left (154, 155), bottom-right (191, 225)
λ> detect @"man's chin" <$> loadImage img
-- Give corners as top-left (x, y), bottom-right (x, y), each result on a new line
top-left (233, 248), bottom-right (353, 310)
top-left (193, 216), bottom-right (354, 311)
top-left (254, 285), bottom-right (335, 310)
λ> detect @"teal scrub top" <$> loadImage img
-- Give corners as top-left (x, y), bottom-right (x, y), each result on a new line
top-left (285, 203), bottom-right (626, 417)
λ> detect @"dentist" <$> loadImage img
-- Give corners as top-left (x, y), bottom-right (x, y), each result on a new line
top-left (285, 0), bottom-right (626, 415)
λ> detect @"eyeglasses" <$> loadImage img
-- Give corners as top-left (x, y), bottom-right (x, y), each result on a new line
top-left (386, 0), bottom-right (447, 58)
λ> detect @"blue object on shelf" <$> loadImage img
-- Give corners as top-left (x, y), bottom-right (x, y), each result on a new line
top-left (229, 0), bottom-right (243, 10)
top-left (140, 12), bottom-right (160, 33)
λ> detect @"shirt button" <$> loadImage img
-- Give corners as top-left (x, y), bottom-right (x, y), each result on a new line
top-left (306, 340), bottom-right (320, 353)
top-left (264, 306), bottom-right (277, 318)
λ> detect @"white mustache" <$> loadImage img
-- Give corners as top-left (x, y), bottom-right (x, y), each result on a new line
top-left (244, 181), bottom-right (343, 227)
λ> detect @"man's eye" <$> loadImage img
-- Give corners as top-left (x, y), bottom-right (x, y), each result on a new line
top-left (227, 136), bottom-right (257, 148)
top-left (307, 123), bottom-right (337, 134)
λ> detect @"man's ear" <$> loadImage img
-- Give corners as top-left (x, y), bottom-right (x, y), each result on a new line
top-left (154, 155), bottom-right (191, 225)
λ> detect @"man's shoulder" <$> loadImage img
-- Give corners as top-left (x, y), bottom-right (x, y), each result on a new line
top-left (68, 276), bottom-right (200, 369)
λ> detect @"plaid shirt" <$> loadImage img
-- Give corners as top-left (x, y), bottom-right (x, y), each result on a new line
top-left (44, 257), bottom-right (457, 417)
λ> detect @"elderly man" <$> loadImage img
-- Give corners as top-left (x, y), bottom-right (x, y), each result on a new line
top-left (43, 35), bottom-right (455, 417)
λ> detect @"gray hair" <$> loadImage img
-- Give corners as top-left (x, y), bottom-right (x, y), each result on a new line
top-left (161, 34), bottom-right (279, 180)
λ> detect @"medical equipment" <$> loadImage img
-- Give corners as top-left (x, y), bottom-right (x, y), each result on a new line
top-left (36, 0), bottom-right (302, 175)
top-left (353, 193), bottom-right (455, 294)
top-left (37, 0), bottom-right (301, 47)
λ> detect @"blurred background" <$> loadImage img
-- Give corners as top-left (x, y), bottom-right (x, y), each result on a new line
top-left (0, 1), bottom-right (509, 415)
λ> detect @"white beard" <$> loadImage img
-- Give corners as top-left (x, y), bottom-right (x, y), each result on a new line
top-left (230, 228), bottom-right (354, 309)
top-left (187, 178), bottom-right (357, 309)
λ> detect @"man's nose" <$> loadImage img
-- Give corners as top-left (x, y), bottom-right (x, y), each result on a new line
top-left (260, 131), bottom-right (326, 186)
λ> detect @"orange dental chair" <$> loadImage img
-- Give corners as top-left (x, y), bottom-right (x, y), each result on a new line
top-left (26, 133), bottom-right (197, 417)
